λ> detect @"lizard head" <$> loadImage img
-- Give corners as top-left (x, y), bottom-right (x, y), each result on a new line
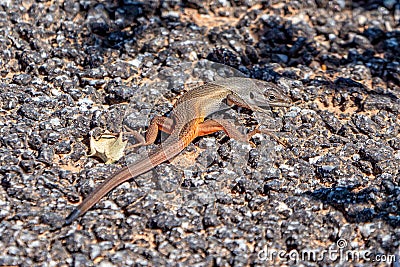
top-left (241, 79), bottom-right (292, 112)
top-left (214, 77), bottom-right (292, 113)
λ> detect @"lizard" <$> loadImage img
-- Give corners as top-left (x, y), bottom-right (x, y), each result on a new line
top-left (65, 77), bottom-right (291, 225)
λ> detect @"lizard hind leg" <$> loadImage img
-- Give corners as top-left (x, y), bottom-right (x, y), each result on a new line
top-left (197, 119), bottom-right (287, 147)
top-left (125, 116), bottom-right (175, 149)
top-left (197, 118), bottom-right (255, 146)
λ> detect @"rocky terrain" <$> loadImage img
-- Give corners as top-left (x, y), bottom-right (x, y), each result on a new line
top-left (0, 0), bottom-right (399, 266)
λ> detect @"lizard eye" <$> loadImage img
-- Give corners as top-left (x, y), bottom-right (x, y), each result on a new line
top-left (249, 92), bottom-right (255, 99)
top-left (268, 95), bottom-right (276, 101)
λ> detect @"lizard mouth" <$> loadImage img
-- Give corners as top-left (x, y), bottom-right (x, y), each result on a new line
top-left (254, 101), bottom-right (291, 110)
top-left (269, 102), bottom-right (291, 108)
top-left (252, 105), bottom-right (272, 113)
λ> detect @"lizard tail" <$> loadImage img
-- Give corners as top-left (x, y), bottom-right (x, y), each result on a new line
top-left (64, 138), bottom-right (189, 225)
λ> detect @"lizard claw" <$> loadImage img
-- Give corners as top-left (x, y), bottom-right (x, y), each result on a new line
top-left (248, 125), bottom-right (288, 147)
top-left (123, 125), bottom-right (147, 148)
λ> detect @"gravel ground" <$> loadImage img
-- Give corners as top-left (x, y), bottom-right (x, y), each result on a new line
top-left (0, 0), bottom-right (400, 266)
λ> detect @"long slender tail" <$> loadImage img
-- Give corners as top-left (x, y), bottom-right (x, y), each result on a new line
top-left (64, 139), bottom-right (189, 225)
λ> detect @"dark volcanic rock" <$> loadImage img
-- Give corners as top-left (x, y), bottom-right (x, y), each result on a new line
top-left (0, 0), bottom-right (398, 266)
